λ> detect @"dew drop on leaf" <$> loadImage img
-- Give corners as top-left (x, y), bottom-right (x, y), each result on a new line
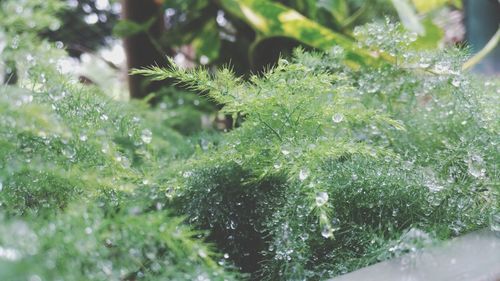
top-left (467, 153), bottom-right (486, 178)
top-left (141, 129), bottom-right (152, 144)
top-left (299, 169), bottom-right (309, 181)
top-left (79, 134), bottom-right (88, 142)
top-left (321, 225), bottom-right (332, 238)
top-left (332, 113), bottom-right (344, 123)
top-left (315, 192), bottom-right (328, 206)
top-left (331, 218), bottom-right (341, 231)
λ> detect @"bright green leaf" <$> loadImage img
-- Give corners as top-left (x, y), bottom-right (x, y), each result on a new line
top-left (219, 0), bottom-right (379, 68)
top-left (410, 18), bottom-right (444, 49)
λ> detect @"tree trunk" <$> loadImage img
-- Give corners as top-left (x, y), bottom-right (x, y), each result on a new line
top-left (122, 0), bottom-right (167, 99)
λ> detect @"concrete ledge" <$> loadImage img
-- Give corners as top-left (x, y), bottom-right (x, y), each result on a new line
top-left (329, 229), bottom-right (500, 281)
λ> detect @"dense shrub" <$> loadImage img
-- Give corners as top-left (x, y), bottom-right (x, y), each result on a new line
top-left (137, 21), bottom-right (499, 280)
top-left (0, 2), bottom-right (239, 279)
top-left (0, 80), bottom-right (240, 280)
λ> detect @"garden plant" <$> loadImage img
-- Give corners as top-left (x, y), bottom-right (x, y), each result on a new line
top-left (0, 0), bottom-right (498, 281)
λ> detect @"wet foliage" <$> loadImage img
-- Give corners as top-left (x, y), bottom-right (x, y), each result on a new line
top-left (1, 1), bottom-right (499, 280)
top-left (137, 21), bottom-right (499, 280)
top-left (0, 2), bottom-right (239, 280)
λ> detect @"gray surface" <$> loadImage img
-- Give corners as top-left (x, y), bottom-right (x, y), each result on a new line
top-left (329, 230), bottom-right (500, 281)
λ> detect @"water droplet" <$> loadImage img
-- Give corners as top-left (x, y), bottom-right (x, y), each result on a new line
top-left (467, 153), bottom-right (485, 178)
top-left (332, 113), bottom-right (344, 123)
top-left (408, 32), bottom-right (418, 42)
top-left (281, 145), bottom-right (291, 156)
top-left (273, 160), bottom-right (282, 169)
top-left (230, 220), bottom-right (237, 230)
top-left (331, 46), bottom-right (344, 56)
top-left (182, 171), bottom-right (193, 178)
top-left (62, 146), bottom-right (76, 159)
top-left (315, 191), bottom-right (328, 206)
top-left (85, 227), bottom-right (92, 235)
top-left (224, 253), bottom-right (229, 259)
top-left (0, 181), bottom-right (3, 192)
top-left (321, 225), bottom-right (332, 238)
top-left (79, 134), bottom-right (88, 142)
top-left (141, 129), bottom-right (152, 144)
top-left (299, 169), bottom-right (309, 181)
top-left (198, 249), bottom-right (207, 258)
top-left (423, 169), bottom-right (443, 192)
top-left (100, 114), bottom-right (108, 121)
top-left (451, 77), bottom-right (461, 87)
top-left (331, 217), bottom-right (341, 231)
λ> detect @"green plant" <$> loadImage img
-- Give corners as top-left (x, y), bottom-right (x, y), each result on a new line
top-left (135, 20), bottom-right (499, 280)
top-left (0, 1), bottom-right (239, 279)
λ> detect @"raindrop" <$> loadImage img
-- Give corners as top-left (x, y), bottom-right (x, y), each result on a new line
top-left (100, 114), bottom-right (108, 121)
top-left (62, 146), bottom-right (76, 159)
top-left (315, 191), bottom-right (328, 206)
top-left (79, 134), bottom-right (88, 142)
top-left (281, 145), bottom-right (291, 156)
top-left (198, 249), bottom-right (207, 258)
top-left (331, 46), bottom-right (344, 56)
top-left (230, 220), bottom-right (237, 230)
top-left (141, 129), bottom-right (152, 144)
top-left (332, 113), bottom-right (344, 123)
top-left (85, 227), bottom-right (92, 235)
top-left (321, 225), bottom-right (332, 238)
top-left (467, 153), bottom-right (485, 178)
top-left (331, 218), bottom-right (341, 231)
top-left (423, 169), bottom-right (443, 192)
top-left (408, 32), bottom-right (418, 42)
top-left (299, 169), bottom-right (309, 181)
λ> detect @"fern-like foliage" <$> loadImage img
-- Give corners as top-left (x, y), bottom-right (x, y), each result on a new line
top-left (136, 21), bottom-right (499, 280)
top-left (0, 1), bottom-right (240, 280)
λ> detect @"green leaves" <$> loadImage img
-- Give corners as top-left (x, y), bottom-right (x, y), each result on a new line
top-left (219, 0), bottom-right (378, 68)
top-left (112, 17), bottom-right (156, 38)
top-left (134, 20), bottom-right (499, 280)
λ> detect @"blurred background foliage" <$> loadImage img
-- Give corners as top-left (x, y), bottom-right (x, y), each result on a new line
top-left (2, 0), bottom-right (478, 102)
